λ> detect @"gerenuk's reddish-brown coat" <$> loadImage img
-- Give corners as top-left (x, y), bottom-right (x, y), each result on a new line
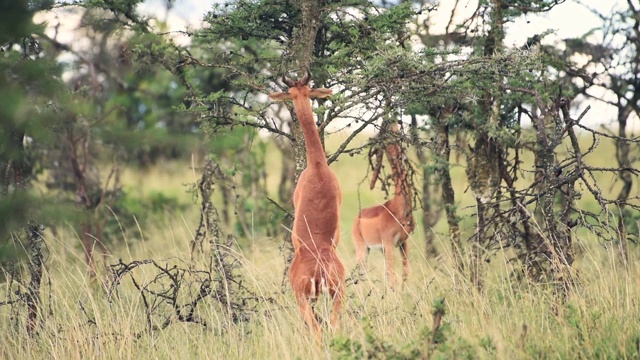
top-left (352, 124), bottom-right (415, 289)
top-left (269, 75), bottom-right (345, 343)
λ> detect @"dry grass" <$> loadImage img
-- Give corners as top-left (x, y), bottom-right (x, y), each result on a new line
top-left (1, 131), bottom-right (639, 359)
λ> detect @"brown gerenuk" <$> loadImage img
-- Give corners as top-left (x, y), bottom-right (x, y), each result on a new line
top-left (352, 123), bottom-right (415, 289)
top-left (268, 73), bottom-right (345, 343)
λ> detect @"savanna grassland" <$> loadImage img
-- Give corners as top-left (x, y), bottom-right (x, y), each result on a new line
top-left (1, 131), bottom-right (639, 360)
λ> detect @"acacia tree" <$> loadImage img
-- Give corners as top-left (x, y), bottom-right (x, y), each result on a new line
top-left (396, 0), bottom-right (565, 284)
top-left (402, 0), bottom-right (610, 294)
top-left (193, 0), bottom-right (418, 173)
top-left (185, 0), bottom-right (426, 274)
top-left (187, 1), bottom-right (455, 260)
top-left (429, 0), bottom-right (640, 304)
top-left (0, 0), bottom-right (266, 332)
top-left (409, 113), bottom-right (442, 259)
top-left (0, 0), bottom-right (61, 250)
top-left (402, 0), bottom-right (468, 268)
top-left (421, 0), bottom-right (569, 291)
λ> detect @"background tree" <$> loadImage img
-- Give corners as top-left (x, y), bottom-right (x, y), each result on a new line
top-left (395, 0), bottom-right (559, 285)
top-left (0, 0), bottom-right (69, 334)
top-left (435, 0), bottom-right (640, 303)
top-left (399, 0), bottom-right (637, 298)
top-left (0, 0), bottom-right (62, 257)
top-left (559, 0), bottom-right (640, 265)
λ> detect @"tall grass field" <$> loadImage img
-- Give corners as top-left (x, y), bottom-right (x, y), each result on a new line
top-left (1, 131), bottom-right (639, 359)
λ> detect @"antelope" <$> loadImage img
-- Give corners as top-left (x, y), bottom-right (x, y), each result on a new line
top-left (352, 122), bottom-right (415, 289)
top-left (268, 72), bottom-right (345, 342)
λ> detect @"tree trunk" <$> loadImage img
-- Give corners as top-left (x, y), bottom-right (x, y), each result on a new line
top-left (435, 121), bottom-right (464, 272)
top-left (221, 187), bottom-right (231, 226)
top-left (81, 221), bottom-right (109, 279)
top-left (81, 223), bottom-right (97, 278)
top-left (466, 131), bottom-right (500, 291)
top-left (26, 223), bottom-right (45, 335)
top-left (277, 132), bottom-right (296, 206)
top-left (279, 0), bottom-right (327, 289)
top-left (2, 127), bottom-right (46, 334)
top-left (500, 156), bottom-right (547, 281)
top-left (539, 100), bottom-right (577, 311)
top-left (466, 0), bottom-right (504, 292)
top-left (280, 105), bottom-right (303, 290)
top-left (410, 115), bottom-right (440, 259)
top-left (615, 106), bottom-right (633, 268)
top-left (422, 172), bottom-right (440, 258)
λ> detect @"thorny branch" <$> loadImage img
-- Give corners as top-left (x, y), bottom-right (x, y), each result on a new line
top-left (473, 87), bottom-right (639, 288)
top-left (105, 159), bottom-right (270, 336)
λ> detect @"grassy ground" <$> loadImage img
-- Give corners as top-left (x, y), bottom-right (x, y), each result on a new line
top-left (1, 131), bottom-right (639, 359)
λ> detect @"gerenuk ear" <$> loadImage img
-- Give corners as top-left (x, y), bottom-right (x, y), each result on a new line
top-left (268, 92), bottom-right (292, 101)
top-left (309, 88), bottom-right (333, 99)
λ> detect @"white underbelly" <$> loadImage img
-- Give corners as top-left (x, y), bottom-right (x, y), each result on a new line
top-left (365, 233), bottom-right (402, 250)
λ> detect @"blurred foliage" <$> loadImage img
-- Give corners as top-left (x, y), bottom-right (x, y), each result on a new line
top-left (208, 126), bottom-right (283, 240)
top-left (0, 0), bottom-right (204, 267)
top-left (0, 0), bottom-right (69, 264)
top-left (102, 190), bottom-right (187, 242)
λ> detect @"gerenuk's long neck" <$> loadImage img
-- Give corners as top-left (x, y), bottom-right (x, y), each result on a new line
top-left (292, 96), bottom-right (327, 168)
